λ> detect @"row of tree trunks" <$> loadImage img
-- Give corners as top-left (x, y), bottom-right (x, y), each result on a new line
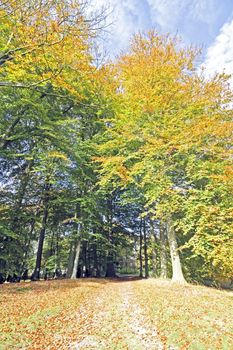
top-left (30, 188), bottom-right (184, 282)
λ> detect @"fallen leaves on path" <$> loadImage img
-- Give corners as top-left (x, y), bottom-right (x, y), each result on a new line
top-left (131, 279), bottom-right (233, 350)
top-left (0, 278), bottom-right (233, 349)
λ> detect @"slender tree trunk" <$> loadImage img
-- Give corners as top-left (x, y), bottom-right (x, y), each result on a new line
top-left (82, 240), bottom-right (87, 277)
top-left (160, 222), bottom-right (168, 279)
top-left (87, 241), bottom-right (91, 276)
top-left (105, 195), bottom-right (116, 278)
top-left (125, 248), bottom-right (128, 274)
top-left (151, 235), bottom-right (157, 277)
top-left (93, 244), bottom-right (100, 277)
top-left (71, 234), bottom-right (81, 279)
top-left (139, 220), bottom-right (143, 278)
top-left (149, 220), bottom-right (158, 277)
top-left (69, 199), bottom-right (83, 279)
top-left (167, 219), bottom-right (186, 283)
top-left (33, 188), bottom-right (50, 280)
top-left (67, 243), bottom-right (75, 278)
top-left (33, 211), bottom-right (48, 279)
top-left (143, 219), bottom-right (149, 278)
top-left (21, 220), bottom-right (34, 273)
top-left (55, 230), bottom-right (60, 271)
top-left (99, 250), bottom-right (103, 277)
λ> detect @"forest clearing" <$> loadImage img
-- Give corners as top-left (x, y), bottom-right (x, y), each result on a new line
top-left (1, 278), bottom-right (233, 350)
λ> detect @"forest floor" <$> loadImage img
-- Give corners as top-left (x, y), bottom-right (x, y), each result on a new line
top-left (0, 278), bottom-right (233, 350)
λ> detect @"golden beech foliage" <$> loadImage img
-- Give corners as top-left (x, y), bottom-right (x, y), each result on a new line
top-left (0, 0), bottom-right (95, 97)
top-left (99, 31), bottom-right (233, 186)
top-left (97, 31), bottom-right (233, 276)
top-left (116, 32), bottom-right (232, 157)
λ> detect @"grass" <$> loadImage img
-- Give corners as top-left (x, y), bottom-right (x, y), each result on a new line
top-left (132, 279), bottom-right (233, 349)
top-left (0, 278), bottom-right (232, 349)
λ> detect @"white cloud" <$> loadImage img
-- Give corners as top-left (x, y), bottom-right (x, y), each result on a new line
top-left (147, 0), bottom-right (221, 33)
top-left (89, 0), bottom-right (151, 57)
top-left (88, 0), bottom-right (233, 64)
top-left (202, 19), bottom-right (233, 83)
top-left (147, 0), bottom-right (188, 30)
top-left (192, 0), bottom-right (217, 25)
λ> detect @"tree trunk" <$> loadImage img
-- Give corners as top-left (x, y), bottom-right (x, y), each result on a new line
top-left (105, 195), bottom-right (116, 278)
top-left (151, 234), bottom-right (158, 277)
top-left (32, 183), bottom-right (50, 280)
top-left (139, 220), bottom-right (143, 278)
top-left (143, 219), bottom-right (149, 278)
top-left (93, 243), bottom-right (100, 277)
top-left (21, 219), bottom-right (35, 273)
top-left (149, 220), bottom-right (158, 277)
top-left (160, 222), bottom-right (167, 279)
top-left (167, 219), bottom-right (186, 283)
top-left (67, 243), bottom-right (75, 278)
top-left (105, 256), bottom-right (116, 277)
top-left (71, 236), bottom-right (81, 279)
top-left (55, 230), bottom-right (60, 271)
top-left (33, 199), bottom-right (49, 280)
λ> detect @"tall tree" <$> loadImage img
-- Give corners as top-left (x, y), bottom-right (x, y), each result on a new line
top-left (97, 31), bottom-right (233, 283)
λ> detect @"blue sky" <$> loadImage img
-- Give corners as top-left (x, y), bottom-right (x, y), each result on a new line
top-left (92, 0), bottom-right (233, 80)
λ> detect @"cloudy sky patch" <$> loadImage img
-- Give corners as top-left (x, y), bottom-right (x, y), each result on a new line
top-left (91, 0), bottom-right (233, 79)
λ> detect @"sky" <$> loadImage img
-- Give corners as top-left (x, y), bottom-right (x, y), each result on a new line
top-left (90, 0), bottom-right (233, 80)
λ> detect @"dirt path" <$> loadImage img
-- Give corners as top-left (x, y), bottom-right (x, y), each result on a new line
top-left (2, 278), bottom-right (232, 349)
top-left (117, 280), bottom-right (164, 350)
top-left (69, 279), bottom-right (164, 350)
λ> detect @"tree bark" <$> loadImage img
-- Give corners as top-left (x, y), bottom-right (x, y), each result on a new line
top-left (33, 199), bottom-right (49, 280)
top-left (143, 218), bottom-right (149, 278)
top-left (67, 243), bottom-right (75, 278)
top-left (139, 220), bottom-right (143, 278)
top-left (167, 219), bottom-right (186, 283)
top-left (149, 220), bottom-right (158, 277)
top-left (160, 222), bottom-right (168, 279)
top-left (33, 184), bottom-right (50, 280)
top-left (105, 256), bottom-right (116, 277)
top-left (93, 243), bottom-right (100, 277)
top-left (105, 194), bottom-right (116, 278)
top-left (71, 234), bottom-right (81, 279)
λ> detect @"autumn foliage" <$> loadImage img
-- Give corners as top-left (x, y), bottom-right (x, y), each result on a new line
top-left (0, 1), bottom-right (233, 291)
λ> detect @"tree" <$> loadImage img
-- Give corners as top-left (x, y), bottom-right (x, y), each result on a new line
top-left (97, 31), bottom-right (233, 283)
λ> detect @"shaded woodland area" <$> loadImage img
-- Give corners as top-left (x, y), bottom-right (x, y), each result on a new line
top-left (0, 0), bottom-right (233, 288)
